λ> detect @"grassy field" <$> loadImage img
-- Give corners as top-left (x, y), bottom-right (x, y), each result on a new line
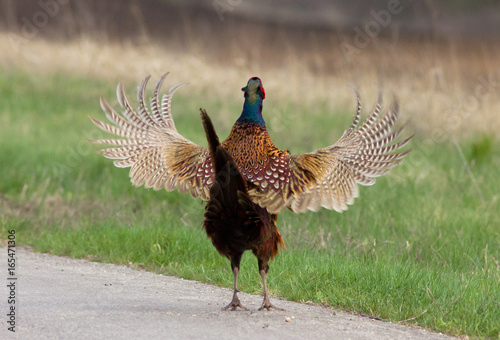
top-left (1, 64), bottom-right (499, 338)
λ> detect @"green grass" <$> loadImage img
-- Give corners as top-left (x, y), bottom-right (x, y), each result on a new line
top-left (1, 68), bottom-right (499, 338)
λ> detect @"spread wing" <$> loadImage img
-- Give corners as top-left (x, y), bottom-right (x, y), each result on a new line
top-left (248, 91), bottom-right (412, 214)
top-left (89, 73), bottom-right (214, 200)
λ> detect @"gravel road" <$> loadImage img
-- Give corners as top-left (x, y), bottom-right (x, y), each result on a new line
top-left (0, 248), bottom-right (455, 339)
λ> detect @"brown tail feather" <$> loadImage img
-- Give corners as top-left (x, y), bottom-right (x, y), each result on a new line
top-left (200, 108), bottom-right (250, 210)
top-left (200, 108), bottom-right (221, 167)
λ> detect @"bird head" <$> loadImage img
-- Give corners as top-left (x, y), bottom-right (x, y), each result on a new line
top-left (242, 77), bottom-right (266, 102)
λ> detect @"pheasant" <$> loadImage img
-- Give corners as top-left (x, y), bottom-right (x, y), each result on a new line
top-left (200, 108), bottom-right (286, 310)
top-left (90, 73), bottom-right (412, 311)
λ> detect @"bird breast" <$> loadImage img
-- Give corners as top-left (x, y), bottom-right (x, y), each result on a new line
top-left (222, 123), bottom-right (291, 193)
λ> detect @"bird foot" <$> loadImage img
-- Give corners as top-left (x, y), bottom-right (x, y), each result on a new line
top-left (258, 297), bottom-right (285, 311)
top-left (222, 296), bottom-right (248, 311)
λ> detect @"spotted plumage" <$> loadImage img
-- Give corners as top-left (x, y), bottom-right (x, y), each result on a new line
top-left (221, 122), bottom-right (291, 193)
top-left (90, 73), bottom-right (412, 310)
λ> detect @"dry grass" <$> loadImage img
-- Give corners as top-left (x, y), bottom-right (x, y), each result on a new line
top-left (2, 23), bottom-right (500, 141)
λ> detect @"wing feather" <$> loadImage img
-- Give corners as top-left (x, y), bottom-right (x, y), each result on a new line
top-left (90, 73), bottom-right (212, 199)
top-left (91, 75), bottom-right (411, 213)
top-left (249, 92), bottom-right (412, 214)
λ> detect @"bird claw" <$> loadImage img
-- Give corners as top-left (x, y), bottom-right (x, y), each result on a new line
top-left (258, 298), bottom-right (285, 311)
top-left (222, 297), bottom-right (248, 311)
top-left (258, 304), bottom-right (285, 311)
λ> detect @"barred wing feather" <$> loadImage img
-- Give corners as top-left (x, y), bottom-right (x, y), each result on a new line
top-left (89, 73), bottom-right (214, 200)
top-left (249, 92), bottom-right (412, 214)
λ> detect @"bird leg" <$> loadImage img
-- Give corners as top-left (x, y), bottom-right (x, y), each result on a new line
top-left (223, 261), bottom-right (248, 311)
top-left (258, 263), bottom-right (284, 311)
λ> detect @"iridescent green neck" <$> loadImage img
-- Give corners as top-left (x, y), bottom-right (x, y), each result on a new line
top-left (236, 94), bottom-right (265, 126)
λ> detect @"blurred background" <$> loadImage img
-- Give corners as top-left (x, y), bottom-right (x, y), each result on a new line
top-left (1, 0), bottom-right (500, 137)
top-left (1, 1), bottom-right (499, 336)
